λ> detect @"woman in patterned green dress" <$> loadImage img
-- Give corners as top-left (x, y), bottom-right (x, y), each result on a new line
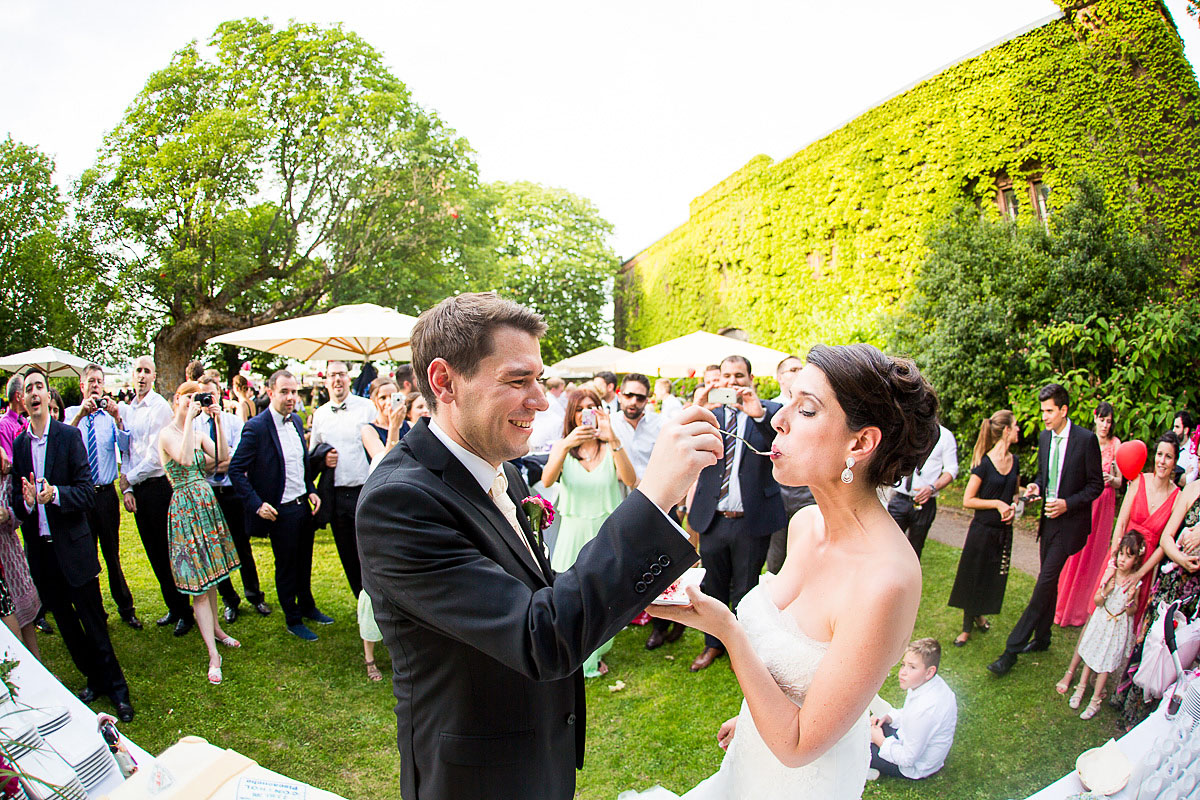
top-left (1110, 479), bottom-right (1200, 729)
top-left (158, 381), bottom-right (242, 685)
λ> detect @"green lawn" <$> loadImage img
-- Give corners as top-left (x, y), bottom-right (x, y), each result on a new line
top-left (28, 516), bottom-right (1113, 799)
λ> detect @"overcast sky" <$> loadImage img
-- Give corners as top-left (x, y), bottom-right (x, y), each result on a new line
top-left (3, 1), bottom-right (1197, 260)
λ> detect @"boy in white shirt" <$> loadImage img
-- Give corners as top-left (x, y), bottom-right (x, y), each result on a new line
top-left (869, 638), bottom-right (958, 780)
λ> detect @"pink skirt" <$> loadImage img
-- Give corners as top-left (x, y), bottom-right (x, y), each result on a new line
top-left (1055, 486), bottom-right (1117, 627)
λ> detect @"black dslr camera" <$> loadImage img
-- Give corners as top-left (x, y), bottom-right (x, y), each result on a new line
top-left (196, 392), bottom-right (214, 407)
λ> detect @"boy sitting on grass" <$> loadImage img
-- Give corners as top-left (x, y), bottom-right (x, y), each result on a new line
top-left (869, 637), bottom-right (958, 780)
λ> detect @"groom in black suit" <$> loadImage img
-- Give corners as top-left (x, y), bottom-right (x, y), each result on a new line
top-left (989, 383), bottom-right (1103, 676)
top-left (357, 293), bottom-right (720, 800)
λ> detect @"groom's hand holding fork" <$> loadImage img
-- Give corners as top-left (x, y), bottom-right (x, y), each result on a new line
top-left (638, 405), bottom-right (723, 513)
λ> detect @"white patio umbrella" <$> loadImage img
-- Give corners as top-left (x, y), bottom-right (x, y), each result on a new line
top-left (0, 346), bottom-right (91, 378)
top-left (610, 330), bottom-right (793, 377)
top-left (206, 303), bottom-right (419, 362)
top-left (546, 345), bottom-right (633, 378)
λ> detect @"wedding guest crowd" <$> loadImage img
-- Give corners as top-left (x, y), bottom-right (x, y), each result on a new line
top-left (4, 340), bottom-right (1198, 767)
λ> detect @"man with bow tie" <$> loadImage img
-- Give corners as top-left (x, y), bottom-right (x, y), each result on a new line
top-left (309, 361), bottom-right (374, 601)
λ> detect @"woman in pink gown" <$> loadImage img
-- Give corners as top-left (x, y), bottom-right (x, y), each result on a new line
top-left (1055, 403), bottom-right (1121, 627)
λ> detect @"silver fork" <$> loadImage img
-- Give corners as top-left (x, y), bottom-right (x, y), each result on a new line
top-left (720, 429), bottom-right (772, 457)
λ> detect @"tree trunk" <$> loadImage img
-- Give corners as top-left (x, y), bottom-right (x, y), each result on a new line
top-left (153, 324), bottom-right (211, 392)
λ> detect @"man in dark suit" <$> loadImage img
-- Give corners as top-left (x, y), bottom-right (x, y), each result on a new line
top-left (10, 369), bottom-right (134, 721)
top-left (228, 370), bottom-right (326, 641)
top-left (686, 354), bottom-right (787, 671)
top-left (989, 383), bottom-right (1103, 676)
top-left (357, 292), bottom-right (720, 800)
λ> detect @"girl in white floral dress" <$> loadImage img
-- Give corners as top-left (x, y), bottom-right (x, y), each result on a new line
top-left (1062, 532), bottom-right (1143, 720)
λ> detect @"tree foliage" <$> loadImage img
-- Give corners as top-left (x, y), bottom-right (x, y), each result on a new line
top-left (1014, 306), bottom-right (1200, 445)
top-left (78, 18), bottom-right (488, 383)
top-left (890, 176), bottom-right (1166, 440)
top-left (0, 137), bottom-right (113, 360)
top-left (489, 181), bottom-right (619, 364)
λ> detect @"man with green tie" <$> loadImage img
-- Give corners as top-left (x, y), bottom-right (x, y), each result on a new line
top-left (988, 383), bottom-right (1103, 676)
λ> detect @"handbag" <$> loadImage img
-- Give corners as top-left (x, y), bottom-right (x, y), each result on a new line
top-left (1133, 601), bottom-right (1200, 700)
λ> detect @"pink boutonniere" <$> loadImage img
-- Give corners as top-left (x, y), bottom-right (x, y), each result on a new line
top-left (521, 495), bottom-right (555, 532)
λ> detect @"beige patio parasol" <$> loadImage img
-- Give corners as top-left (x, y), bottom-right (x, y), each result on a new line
top-left (206, 303), bottom-right (419, 362)
top-left (610, 331), bottom-right (793, 377)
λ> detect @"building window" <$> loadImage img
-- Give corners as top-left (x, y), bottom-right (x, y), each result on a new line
top-left (1032, 181), bottom-right (1051, 221)
top-left (1001, 187), bottom-right (1019, 220)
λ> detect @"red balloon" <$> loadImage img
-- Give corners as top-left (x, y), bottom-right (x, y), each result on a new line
top-left (1115, 440), bottom-right (1148, 481)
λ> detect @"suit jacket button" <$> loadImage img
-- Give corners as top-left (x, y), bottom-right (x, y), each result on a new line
top-left (658, 555), bottom-right (671, 567)
top-left (635, 581), bottom-right (647, 594)
top-left (650, 564), bottom-right (662, 576)
top-left (566, 713), bottom-right (576, 726)
top-left (642, 572), bottom-right (654, 584)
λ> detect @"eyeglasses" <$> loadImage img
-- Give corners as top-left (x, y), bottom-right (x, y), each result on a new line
top-left (621, 392), bottom-right (648, 401)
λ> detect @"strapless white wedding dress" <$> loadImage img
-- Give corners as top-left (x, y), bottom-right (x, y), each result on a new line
top-left (618, 580), bottom-right (869, 800)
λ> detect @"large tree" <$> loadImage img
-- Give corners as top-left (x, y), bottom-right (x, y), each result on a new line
top-left (79, 18), bottom-right (487, 384)
top-left (489, 181), bottom-right (619, 364)
top-left (0, 137), bottom-right (112, 359)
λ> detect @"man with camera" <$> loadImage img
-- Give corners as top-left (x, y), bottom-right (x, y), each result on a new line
top-left (309, 361), bottom-right (375, 602)
top-left (66, 364), bottom-right (141, 630)
top-left (685, 355), bottom-right (786, 671)
top-left (118, 356), bottom-right (194, 637)
top-left (197, 373), bottom-right (270, 623)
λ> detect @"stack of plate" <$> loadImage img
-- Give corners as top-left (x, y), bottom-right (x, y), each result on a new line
top-left (12, 746), bottom-right (86, 800)
top-left (1, 722), bottom-right (44, 760)
top-left (69, 744), bottom-right (115, 791)
top-left (31, 706), bottom-right (69, 738)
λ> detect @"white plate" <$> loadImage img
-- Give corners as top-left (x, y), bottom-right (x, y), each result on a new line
top-left (650, 568), bottom-right (705, 606)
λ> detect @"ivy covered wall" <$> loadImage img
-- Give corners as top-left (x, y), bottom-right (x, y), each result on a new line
top-left (616, 0), bottom-right (1200, 352)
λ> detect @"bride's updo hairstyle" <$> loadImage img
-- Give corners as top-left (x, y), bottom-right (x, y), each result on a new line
top-left (805, 344), bottom-right (940, 487)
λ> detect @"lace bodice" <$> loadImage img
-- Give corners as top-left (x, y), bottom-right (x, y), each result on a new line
top-left (738, 581), bottom-right (829, 706)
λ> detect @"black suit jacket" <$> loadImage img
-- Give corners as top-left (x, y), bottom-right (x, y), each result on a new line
top-left (688, 401), bottom-right (786, 537)
top-left (1032, 420), bottom-right (1104, 548)
top-left (356, 419), bottom-right (697, 800)
top-left (10, 419), bottom-right (99, 588)
top-left (228, 409), bottom-right (317, 535)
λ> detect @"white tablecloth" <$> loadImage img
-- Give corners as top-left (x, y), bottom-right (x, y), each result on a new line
top-left (1027, 701), bottom-right (1173, 799)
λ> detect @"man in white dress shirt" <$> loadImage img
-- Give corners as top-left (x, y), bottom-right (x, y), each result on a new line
top-left (887, 423), bottom-right (959, 558)
top-left (870, 638), bottom-right (957, 780)
top-left (308, 361), bottom-right (375, 599)
top-left (610, 373), bottom-right (663, 482)
top-left (592, 371), bottom-right (621, 417)
top-left (117, 356), bottom-right (194, 636)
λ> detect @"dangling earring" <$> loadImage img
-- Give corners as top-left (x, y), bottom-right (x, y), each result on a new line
top-left (841, 456), bottom-right (855, 484)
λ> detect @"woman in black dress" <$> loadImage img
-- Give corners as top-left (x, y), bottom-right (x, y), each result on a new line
top-left (949, 410), bottom-right (1022, 646)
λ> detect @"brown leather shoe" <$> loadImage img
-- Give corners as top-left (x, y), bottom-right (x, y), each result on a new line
top-left (664, 622), bottom-right (686, 643)
top-left (690, 646), bottom-right (726, 672)
top-left (645, 629), bottom-right (666, 650)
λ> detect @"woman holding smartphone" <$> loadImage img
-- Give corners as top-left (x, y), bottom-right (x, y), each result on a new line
top-left (361, 377), bottom-right (410, 466)
top-left (541, 386), bottom-right (637, 677)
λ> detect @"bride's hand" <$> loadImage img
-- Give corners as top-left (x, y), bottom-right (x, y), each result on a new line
top-left (717, 716), bottom-right (738, 751)
top-left (648, 585), bottom-right (736, 641)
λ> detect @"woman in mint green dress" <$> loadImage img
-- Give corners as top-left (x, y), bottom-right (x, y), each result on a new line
top-left (158, 381), bottom-right (242, 686)
top-left (542, 387), bottom-right (637, 677)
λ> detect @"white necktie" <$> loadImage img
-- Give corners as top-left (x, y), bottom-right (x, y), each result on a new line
top-left (489, 471), bottom-right (538, 561)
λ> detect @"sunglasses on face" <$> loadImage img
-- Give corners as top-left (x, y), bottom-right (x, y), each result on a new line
top-left (621, 392), bottom-right (648, 401)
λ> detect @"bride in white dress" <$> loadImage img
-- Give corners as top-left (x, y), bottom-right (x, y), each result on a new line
top-left (621, 343), bottom-right (940, 800)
